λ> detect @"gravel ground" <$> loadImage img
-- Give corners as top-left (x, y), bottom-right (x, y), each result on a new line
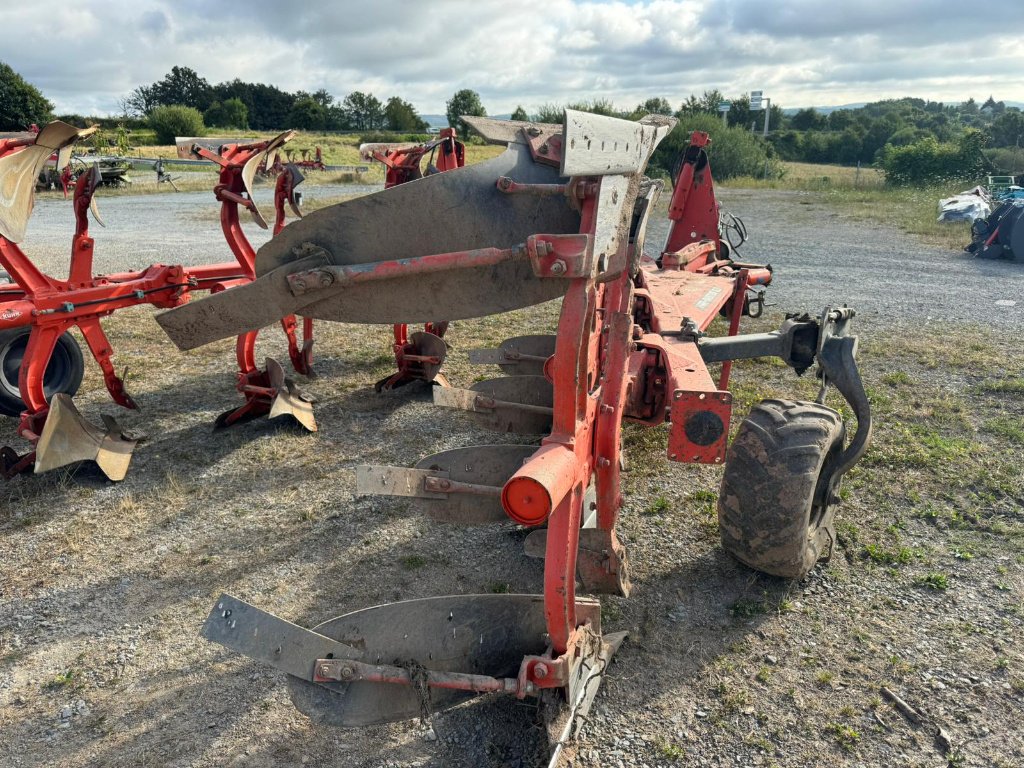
top-left (648, 189), bottom-right (1024, 331)
top-left (22, 179), bottom-right (382, 275)
top-left (1, 183), bottom-right (1022, 768)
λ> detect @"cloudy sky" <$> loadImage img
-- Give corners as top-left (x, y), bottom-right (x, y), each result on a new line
top-left (3, 0), bottom-right (1023, 116)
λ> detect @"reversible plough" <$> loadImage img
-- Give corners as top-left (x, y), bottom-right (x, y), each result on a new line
top-left (154, 111), bottom-right (873, 762)
top-left (0, 123), bottom-right (319, 480)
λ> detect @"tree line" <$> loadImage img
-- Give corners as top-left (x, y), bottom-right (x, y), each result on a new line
top-left (121, 66), bottom-right (436, 133)
top-left (3, 61), bottom-right (1019, 185)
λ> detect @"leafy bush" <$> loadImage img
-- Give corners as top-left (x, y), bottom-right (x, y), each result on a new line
top-left (651, 113), bottom-right (780, 180)
top-left (879, 129), bottom-right (991, 185)
top-left (148, 105), bottom-right (205, 144)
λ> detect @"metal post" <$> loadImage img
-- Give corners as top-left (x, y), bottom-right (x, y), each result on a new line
top-left (762, 98), bottom-right (771, 137)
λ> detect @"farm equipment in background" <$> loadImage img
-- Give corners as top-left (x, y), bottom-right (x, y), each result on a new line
top-left (966, 199), bottom-right (1024, 260)
top-left (0, 123), bottom-right (316, 480)
top-left (360, 128), bottom-right (467, 390)
top-left (161, 111), bottom-right (872, 762)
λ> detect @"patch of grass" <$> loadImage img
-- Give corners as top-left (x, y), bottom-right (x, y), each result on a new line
top-left (982, 417), bottom-right (1024, 444)
top-left (43, 668), bottom-right (84, 692)
top-left (715, 683), bottom-right (751, 715)
top-left (658, 740), bottom-right (686, 761)
top-left (863, 543), bottom-right (916, 565)
top-left (487, 581), bottom-right (511, 594)
top-left (881, 371), bottom-right (913, 387)
top-left (401, 554), bottom-right (427, 570)
top-left (755, 667), bottom-right (772, 684)
top-left (645, 495), bottom-right (670, 516)
top-left (915, 572), bottom-right (950, 591)
top-left (827, 722), bottom-right (861, 753)
top-left (730, 597), bottom-right (768, 619)
top-left (976, 377), bottom-right (1024, 396)
top-left (815, 670), bottom-right (835, 687)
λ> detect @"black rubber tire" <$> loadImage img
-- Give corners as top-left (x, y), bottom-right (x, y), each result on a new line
top-left (718, 398), bottom-right (845, 579)
top-left (0, 328), bottom-right (85, 417)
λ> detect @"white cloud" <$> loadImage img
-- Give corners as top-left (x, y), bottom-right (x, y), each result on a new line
top-left (1, 0), bottom-right (1021, 116)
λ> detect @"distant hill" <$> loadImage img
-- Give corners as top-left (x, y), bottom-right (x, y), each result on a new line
top-left (783, 101), bottom-right (1024, 116)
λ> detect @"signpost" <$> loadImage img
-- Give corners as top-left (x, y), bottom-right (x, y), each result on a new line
top-left (750, 90), bottom-right (771, 137)
top-left (718, 101), bottom-right (731, 127)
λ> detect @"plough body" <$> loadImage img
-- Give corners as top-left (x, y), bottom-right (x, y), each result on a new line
top-left (173, 111), bottom-right (872, 761)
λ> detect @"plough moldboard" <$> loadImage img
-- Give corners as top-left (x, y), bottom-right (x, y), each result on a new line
top-left (153, 110), bottom-right (873, 763)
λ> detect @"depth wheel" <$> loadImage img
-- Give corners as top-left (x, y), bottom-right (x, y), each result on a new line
top-left (718, 398), bottom-right (845, 578)
top-left (0, 328), bottom-right (85, 417)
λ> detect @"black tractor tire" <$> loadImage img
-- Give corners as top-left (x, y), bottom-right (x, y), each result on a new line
top-left (0, 328), bottom-right (85, 417)
top-left (718, 398), bottom-right (846, 579)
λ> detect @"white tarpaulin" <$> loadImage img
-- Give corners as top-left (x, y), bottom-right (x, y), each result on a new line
top-left (938, 186), bottom-right (991, 222)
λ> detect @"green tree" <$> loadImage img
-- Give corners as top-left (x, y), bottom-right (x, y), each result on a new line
top-left (652, 113), bottom-right (779, 181)
top-left (220, 98), bottom-right (248, 129)
top-left (566, 98), bottom-right (617, 116)
top-left (534, 103), bottom-right (564, 124)
top-left (287, 97), bottom-right (328, 130)
top-left (678, 89), bottom-right (725, 115)
top-left (122, 85), bottom-right (158, 117)
top-left (789, 108), bottom-right (825, 131)
top-left (637, 97), bottom-right (673, 116)
top-left (204, 97), bottom-right (248, 129)
top-left (211, 79), bottom-right (295, 130)
top-left (510, 105), bottom-right (529, 121)
top-left (446, 89), bottom-right (486, 137)
top-left (0, 62), bottom-right (53, 130)
top-left (148, 105), bottom-right (205, 144)
top-left (341, 91), bottom-right (384, 131)
top-left (384, 96), bottom-right (428, 132)
top-left (151, 66), bottom-right (212, 111)
top-left (827, 109), bottom-right (855, 131)
top-left (989, 109), bottom-right (1024, 147)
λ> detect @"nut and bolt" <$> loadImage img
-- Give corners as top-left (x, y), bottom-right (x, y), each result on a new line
top-left (533, 663), bottom-right (549, 679)
top-left (550, 259), bottom-right (567, 275)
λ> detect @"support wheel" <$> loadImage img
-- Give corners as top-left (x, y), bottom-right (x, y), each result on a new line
top-left (0, 329), bottom-right (85, 417)
top-left (718, 398), bottom-right (845, 579)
